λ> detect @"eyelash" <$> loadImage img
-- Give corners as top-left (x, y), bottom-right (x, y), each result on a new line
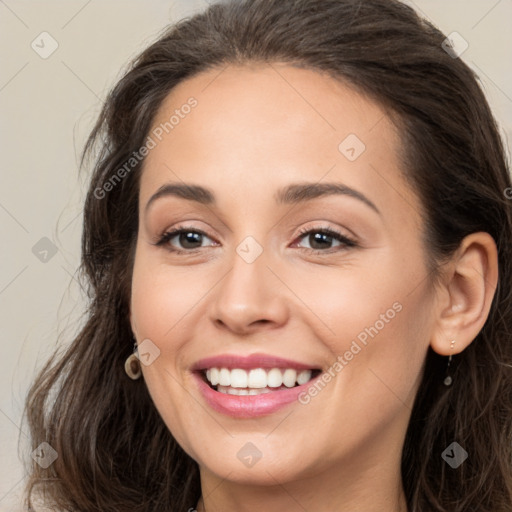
top-left (154, 224), bottom-right (358, 255)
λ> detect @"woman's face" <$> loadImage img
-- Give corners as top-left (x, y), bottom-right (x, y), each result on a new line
top-left (130, 64), bottom-right (438, 485)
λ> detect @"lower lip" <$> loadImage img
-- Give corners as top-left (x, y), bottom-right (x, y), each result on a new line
top-left (193, 372), bottom-right (319, 418)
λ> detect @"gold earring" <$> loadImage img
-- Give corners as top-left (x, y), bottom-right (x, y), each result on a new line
top-left (443, 340), bottom-right (456, 386)
top-left (125, 342), bottom-right (141, 380)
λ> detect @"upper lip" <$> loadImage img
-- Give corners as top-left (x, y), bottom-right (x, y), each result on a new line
top-left (191, 353), bottom-right (319, 371)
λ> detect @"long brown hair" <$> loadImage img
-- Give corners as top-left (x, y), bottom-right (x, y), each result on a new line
top-left (24, 0), bottom-right (512, 510)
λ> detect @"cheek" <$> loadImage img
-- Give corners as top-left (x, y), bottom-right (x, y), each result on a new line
top-left (130, 254), bottom-right (206, 343)
top-left (326, 281), bottom-right (433, 417)
top-left (304, 254), bottom-right (433, 420)
top-left (290, 258), bottom-right (428, 361)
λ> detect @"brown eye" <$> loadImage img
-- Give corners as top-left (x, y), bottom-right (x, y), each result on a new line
top-left (173, 231), bottom-right (204, 250)
top-left (295, 227), bottom-right (357, 253)
top-left (155, 226), bottom-right (217, 253)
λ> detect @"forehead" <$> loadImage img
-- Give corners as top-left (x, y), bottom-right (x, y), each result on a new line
top-left (139, 63), bottom-right (419, 227)
top-left (147, 63), bottom-right (396, 162)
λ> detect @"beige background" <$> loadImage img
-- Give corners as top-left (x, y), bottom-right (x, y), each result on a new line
top-left (1, 0), bottom-right (511, 509)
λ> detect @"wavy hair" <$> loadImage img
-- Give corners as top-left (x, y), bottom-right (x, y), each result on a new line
top-left (24, 0), bottom-right (512, 510)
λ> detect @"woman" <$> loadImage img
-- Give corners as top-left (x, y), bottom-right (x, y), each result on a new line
top-left (24, 0), bottom-right (512, 510)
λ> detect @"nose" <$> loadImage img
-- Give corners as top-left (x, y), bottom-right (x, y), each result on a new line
top-left (209, 246), bottom-right (290, 335)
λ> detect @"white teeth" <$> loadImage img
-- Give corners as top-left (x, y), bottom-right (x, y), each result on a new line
top-left (282, 368), bottom-right (297, 387)
top-left (248, 368), bottom-right (267, 388)
top-left (204, 367), bottom-right (315, 389)
top-left (210, 368), bottom-right (219, 386)
top-left (218, 385), bottom-right (272, 395)
top-left (219, 368), bottom-right (230, 386)
top-left (267, 368), bottom-right (283, 388)
top-left (230, 369), bottom-right (248, 388)
top-left (297, 370), bottom-right (312, 385)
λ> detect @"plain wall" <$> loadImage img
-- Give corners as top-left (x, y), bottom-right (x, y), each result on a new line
top-left (1, 1), bottom-right (511, 509)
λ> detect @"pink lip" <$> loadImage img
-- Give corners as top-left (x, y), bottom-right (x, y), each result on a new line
top-left (193, 372), bottom-right (321, 418)
top-left (191, 352), bottom-right (318, 371)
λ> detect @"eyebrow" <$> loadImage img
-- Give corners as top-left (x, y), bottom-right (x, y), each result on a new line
top-left (145, 181), bottom-right (380, 215)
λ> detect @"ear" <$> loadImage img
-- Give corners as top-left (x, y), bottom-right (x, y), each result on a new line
top-left (430, 232), bottom-right (498, 356)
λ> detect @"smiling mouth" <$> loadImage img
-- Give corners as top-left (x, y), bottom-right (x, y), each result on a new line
top-left (200, 367), bottom-right (322, 396)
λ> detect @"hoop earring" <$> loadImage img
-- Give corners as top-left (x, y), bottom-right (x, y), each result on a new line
top-left (443, 340), bottom-right (456, 386)
top-left (125, 342), bottom-right (142, 380)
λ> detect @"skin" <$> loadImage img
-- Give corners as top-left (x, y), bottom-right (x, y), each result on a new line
top-left (129, 64), bottom-right (498, 512)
